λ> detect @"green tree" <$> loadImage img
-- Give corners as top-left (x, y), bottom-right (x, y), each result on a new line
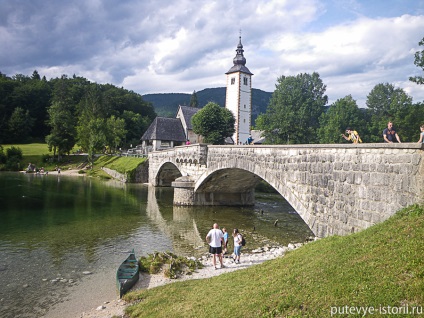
top-left (366, 83), bottom-right (413, 142)
top-left (0, 145), bottom-right (6, 166)
top-left (5, 146), bottom-right (23, 171)
top-left (121, 110), bottom-right (151, 148)
top-left (256, 72), bottom-right (327, 144)
top-left (105, 115), bottom-right (127, 153)
top-left (45, 101), bottom-right (76, 159)
top-left (10, 74), bottom-right (51, 140)
top-left (318, 95), bottom-right (366, 143)
top-left (8, 107), bottom-right (34, 142)
top-left (76, 84), bottom-right (108, 165)
top-left (410, 37), bottom-right (424, 85)
top-left (189, 90), bottom-right (199, 107)
top-left (77, 117), bottom-right (106, 166)
top-left (31, 70), bottom-right (41, 80)
top-left (396, 102), bottom-right (424, 142)
top-left (0, 74), bottom-right (20, 142)
top-left (192, 102), bottom-right (235, 144)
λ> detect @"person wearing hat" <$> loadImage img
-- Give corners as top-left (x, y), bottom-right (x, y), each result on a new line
top-left (342, 127), bottom-right (362, 143)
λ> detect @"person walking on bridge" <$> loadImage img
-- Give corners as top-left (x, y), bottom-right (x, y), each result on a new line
top-left (206, 223), bottom-right (225, 269)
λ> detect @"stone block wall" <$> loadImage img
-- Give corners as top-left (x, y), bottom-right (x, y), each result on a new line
top-left (148, 144), bottom-right (208, 186)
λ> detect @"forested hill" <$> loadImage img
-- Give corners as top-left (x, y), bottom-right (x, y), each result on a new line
top-left (143, 87), bottom-right (272, 122)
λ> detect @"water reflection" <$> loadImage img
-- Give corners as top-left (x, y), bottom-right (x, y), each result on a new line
top-left (146, 186), bottom-right (204, 255)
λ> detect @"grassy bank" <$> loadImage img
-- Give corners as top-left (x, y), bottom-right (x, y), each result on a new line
top-left (1, 144), bottom-right (147, 181)
top-left (124, 205), bottom-right (424, 318)
top-left (2, 143), bottom-right (86, 171)
top-left (95, 155), bottom-right (147, 174)
top-left (94, 155), bottom-right (147, 181)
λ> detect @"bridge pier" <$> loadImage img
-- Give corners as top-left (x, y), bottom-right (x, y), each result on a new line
top-left (172, 176), bottom-right (255, 206)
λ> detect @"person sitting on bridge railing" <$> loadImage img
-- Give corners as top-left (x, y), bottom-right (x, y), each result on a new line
top-left (417, 124), bottom-right (424, 143)
top-left (342, 127), bottom-right (362, 143)
top-left (383, 121), bottom-right (401, 143)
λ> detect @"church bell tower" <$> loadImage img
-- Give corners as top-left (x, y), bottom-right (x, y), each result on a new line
top-left (225, 36), bottom-right (253, 144)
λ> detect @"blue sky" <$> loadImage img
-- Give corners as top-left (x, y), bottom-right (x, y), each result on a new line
top-left (1, 0), bottom-right (424, 108)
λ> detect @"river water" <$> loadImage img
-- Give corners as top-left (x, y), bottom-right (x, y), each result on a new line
top-left (0, 172), bottom-right (313, 317)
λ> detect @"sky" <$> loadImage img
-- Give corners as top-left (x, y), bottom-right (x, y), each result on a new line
top-left (1, 0), bottom-right (424, 108)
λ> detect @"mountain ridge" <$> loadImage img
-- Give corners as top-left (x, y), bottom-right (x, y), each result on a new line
top-left (142, 87), bottom-right (272, 123)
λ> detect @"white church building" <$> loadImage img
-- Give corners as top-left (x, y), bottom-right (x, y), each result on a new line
top-left (140, 36), bottom-right (254, 151)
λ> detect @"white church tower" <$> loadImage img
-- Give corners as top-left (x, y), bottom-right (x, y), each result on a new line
top-left (225, 36), bottom-right (253, 145)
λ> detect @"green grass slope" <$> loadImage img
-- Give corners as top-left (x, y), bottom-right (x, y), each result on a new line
top-left (124, 205), bottom-right (424, 318)
top-left (95, 156), bottom-right (147, 174)
top-left (94, 155), bottom-right (147, 181)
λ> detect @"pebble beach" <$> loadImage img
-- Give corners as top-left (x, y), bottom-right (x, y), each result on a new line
top-left (77, 243), bottom-right (307, 318)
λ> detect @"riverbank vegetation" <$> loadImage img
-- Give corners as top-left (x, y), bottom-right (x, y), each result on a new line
top-left (0, 143), bottom-right (86, 171)
top-left (123, 205), bottom-right (424, 317)
top-left (0, 143), bottom-right (146, 178)
top-left (139, 252), bottom-right (203, 279)
top-left (0, 72), bottom-right (156, 161)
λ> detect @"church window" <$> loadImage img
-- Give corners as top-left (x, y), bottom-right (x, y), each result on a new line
top-left (231, 78), bottom-right (235, 85)
top-left (243, 77), bottom-right (248, 85)
top-left (244, 104), bottom-right (246, 109)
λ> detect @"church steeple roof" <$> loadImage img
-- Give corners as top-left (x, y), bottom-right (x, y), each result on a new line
top-left (225, 36), bottom-right (253, 75)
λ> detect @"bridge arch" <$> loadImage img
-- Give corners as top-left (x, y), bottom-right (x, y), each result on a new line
top-left (195, 166), bottom-right (311, 231)
top-left (155, 162), bottom-right (182, 186)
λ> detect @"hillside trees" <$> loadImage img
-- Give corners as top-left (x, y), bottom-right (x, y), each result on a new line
top-left (192, 102), bottom-right (235, 144)
top-left (256, 72), bottom-right (327, 144)
top-left (8, 107), bottom-right (34, 143)
top-left (0, 73), bottom-right (51, 142)
top-left (318, 95), bottom-right (366, 143)
top-left (45, 75), bottom-right (83, 159)
top-left (10, 74), bottom-right (52, 139)
top-left (121, 110), bottom-right (151, 147)
top-left (0, 71), bottom-right (156, 151)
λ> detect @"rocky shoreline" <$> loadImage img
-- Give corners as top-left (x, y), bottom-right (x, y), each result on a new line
top-left (78, 242), bottom-right (314, 318)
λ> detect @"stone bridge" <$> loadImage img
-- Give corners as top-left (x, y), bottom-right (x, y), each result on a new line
top-left (148, 143), bottom-right (424, 237)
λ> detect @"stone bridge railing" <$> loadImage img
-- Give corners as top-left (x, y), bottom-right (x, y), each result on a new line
top-left (148, 143), bottom-right (424, 237)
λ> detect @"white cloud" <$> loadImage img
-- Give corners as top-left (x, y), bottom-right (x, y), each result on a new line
top-left (1, 0), bottom-right (424, 107)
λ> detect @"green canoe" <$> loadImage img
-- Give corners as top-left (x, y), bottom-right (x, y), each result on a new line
top-left (116, 249), bottom-right (140, 298)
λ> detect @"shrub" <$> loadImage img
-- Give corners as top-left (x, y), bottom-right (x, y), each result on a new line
top-left (139, 252), bottom-right (203, 278)
top-left (0, 146), bottom-right (6, 164)
top-left (5, 146), bottom-right (23, 171)
top-left (6, 146), bottom-right (23, 160)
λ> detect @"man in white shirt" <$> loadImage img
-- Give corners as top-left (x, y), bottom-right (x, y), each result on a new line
top-left (206, 223), bottom-right (225, 269)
